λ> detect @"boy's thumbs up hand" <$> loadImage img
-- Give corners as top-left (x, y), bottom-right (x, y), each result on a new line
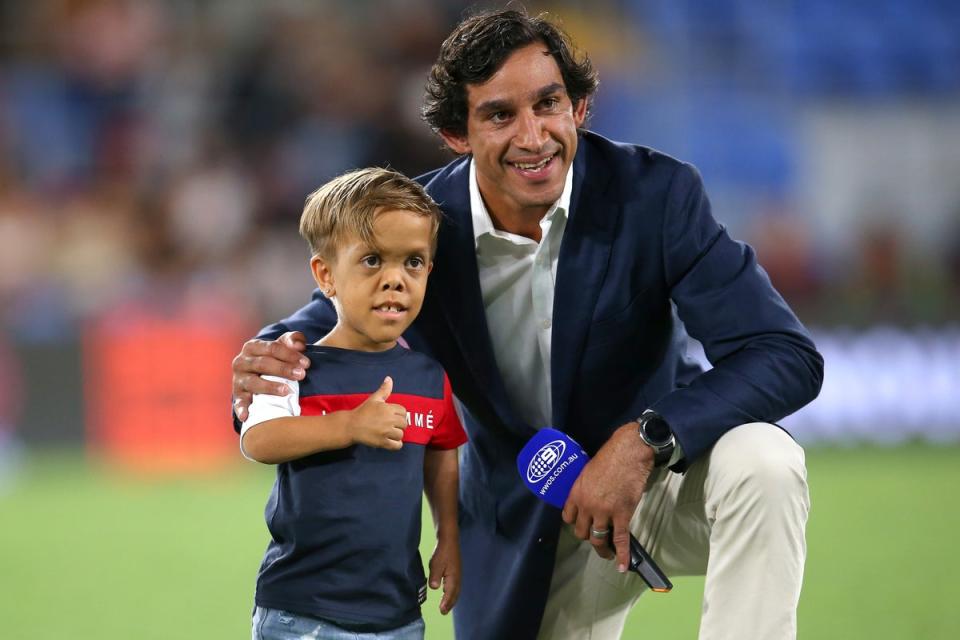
top-left (349, 376), bottom-right (406, 450)
top-left (369, 375), bottom-right (393, 402)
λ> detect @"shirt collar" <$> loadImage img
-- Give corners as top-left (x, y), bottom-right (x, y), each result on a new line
top-left (469, 158), bottom-right (573, 247)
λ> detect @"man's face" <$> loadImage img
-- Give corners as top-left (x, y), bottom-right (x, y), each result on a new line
top-left (441, 42), bottom-right (587, 227)
top-left (311, 209), bottom-right (434, 352)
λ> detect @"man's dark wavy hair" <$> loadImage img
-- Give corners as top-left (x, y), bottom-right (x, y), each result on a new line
top-left (422, 7), bottom-right (599, 137)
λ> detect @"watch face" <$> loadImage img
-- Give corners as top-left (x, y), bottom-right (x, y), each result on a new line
top-left (643, 416), bottom-right (672, 446)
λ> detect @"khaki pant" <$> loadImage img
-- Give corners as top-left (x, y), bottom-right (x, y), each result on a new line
top-left (537, 423), bottom-right (810, 640)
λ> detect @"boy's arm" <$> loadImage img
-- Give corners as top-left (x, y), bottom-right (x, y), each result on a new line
top-left (424, 447), bottom-right (459, 538)
top-left (242, 376), bottom-right (407, 464)
top-left (242, 414), bottom-right (353, 464)
top-left (423, 447), bottom-right (461, 615)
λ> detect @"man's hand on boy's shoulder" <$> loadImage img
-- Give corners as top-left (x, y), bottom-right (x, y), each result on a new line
top-left (348, 376), bottom-right (408, 451)
top-left (232, 331), bottom-right (310, 422)
top-left (429, 533), bottom-right (461, 615)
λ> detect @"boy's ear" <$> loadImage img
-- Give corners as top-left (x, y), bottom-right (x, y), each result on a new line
top-left (311, 255), bottom-right (335, 298)
top-left (439, 128), bottom-right (471, 155)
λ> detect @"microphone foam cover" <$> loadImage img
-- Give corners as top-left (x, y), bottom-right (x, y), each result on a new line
top-left (517, 428), bottom-right (590, 508)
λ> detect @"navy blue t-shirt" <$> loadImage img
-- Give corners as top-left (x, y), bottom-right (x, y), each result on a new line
top-left (251, 344), bottom-right (466, 630)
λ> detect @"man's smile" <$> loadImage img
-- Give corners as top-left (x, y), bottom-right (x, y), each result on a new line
top-left (507, 150), bottom-right (560, 179)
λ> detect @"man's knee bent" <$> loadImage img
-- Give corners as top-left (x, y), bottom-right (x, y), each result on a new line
top-left (708, 422), bottom-right (808, 503)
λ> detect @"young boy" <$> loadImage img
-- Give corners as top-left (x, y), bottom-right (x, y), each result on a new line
top-left (241, 168), bottom-right (466, 639)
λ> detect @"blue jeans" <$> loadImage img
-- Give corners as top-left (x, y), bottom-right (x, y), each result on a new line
top-left (252, 607), bottom-right (425, 640)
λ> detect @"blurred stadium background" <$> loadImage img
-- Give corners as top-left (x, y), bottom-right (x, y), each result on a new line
top-left (0, 0), bottom-right (957, 638)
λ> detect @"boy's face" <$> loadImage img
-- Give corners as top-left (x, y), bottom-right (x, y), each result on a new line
top-left (440, 42), bottom-right (586, 227)
top-left (311, 209), bottom-right (434, 351)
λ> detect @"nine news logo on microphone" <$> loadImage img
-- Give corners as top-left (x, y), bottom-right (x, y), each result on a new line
top-left (525, 439), bottom-right (566, 483)
top-left (517, 428), bottom-right (588, 508)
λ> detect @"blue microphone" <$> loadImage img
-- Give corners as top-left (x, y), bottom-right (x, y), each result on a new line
top-left (517, 428), bottom-right (672, 592)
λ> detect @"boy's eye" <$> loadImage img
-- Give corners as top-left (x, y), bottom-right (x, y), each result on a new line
top-left (406, 256), bottom-right (425, 269)
top-left (361, 255), bottom-right (380, 268)
top-left (490, 111), bottom-right (510, 124)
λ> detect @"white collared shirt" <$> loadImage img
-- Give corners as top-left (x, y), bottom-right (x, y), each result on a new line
top-left (469, 159), bottom-right (572, 429)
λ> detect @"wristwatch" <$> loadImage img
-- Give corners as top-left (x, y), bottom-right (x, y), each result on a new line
top-left (636, 411), bottom-right (676, 467)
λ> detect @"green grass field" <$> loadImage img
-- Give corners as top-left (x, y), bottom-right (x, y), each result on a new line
top-left (1, 444), bottom-right (958, 639)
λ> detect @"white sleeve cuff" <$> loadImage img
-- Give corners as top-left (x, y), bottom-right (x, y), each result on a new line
top-left (239, 376), bottom-right (300, 461)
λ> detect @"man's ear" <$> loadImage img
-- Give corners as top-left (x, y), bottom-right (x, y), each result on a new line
top-left (311, 255), bottom-right (335, 298)
top-left (572, 98), bottom-right (587, 128)
top-left (439, 128), bottom-right (471, 155)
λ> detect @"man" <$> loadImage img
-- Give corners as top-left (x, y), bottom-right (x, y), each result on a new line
top-left (232, 9), bottom-right (823, 640)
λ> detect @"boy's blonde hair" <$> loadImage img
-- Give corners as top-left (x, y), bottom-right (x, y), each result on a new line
top-left (299, 167), bottom-right (441, 259)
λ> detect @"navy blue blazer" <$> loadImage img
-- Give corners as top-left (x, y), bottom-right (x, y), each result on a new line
top-left (252, 131), bottom-right (823, 639)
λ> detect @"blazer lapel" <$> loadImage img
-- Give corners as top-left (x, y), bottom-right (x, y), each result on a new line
top-left (428, 161), bottom-right (526, 434)
top-left (551, 137), bottom-right (620, 431)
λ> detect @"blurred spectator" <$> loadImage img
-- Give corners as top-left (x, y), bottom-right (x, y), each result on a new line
top-left (166, 153), bottom-right (256, 265)
top-left (847, 220), bottom-right (911, 324)
top-left (747, 208), bottom-right (822, 317)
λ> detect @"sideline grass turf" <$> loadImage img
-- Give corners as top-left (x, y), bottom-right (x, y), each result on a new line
top-left (0, 444), bottom-right (957, 639)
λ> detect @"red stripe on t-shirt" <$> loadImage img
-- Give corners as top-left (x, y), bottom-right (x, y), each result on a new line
top-left (432, 374), bottom-right (467, 450)
top-left (300, 393), bottom-right (451, 447)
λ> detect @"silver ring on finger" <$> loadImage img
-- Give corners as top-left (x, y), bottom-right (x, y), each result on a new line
top-left (590, 527), bottom-right (610, 539)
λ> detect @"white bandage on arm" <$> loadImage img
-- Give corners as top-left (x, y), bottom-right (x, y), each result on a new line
top-left (239, 376), bottom-right (300, 461)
